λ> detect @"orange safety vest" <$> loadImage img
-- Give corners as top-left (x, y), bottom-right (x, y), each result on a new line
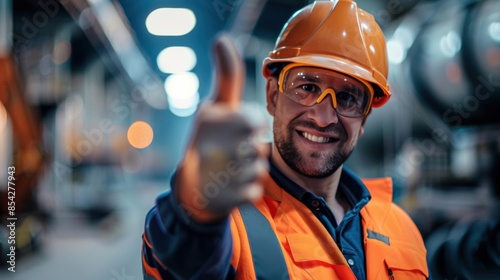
top-left (228, 174), bottom-right (429, 280)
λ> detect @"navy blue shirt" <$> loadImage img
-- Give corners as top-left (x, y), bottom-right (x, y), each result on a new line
top-left (269, 160), bottom-right (371, 280)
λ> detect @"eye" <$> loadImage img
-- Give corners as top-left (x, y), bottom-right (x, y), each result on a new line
top-left (300, 84), bottom-right (320, 93)
top-left (336, 91), bottom-right (358, 107)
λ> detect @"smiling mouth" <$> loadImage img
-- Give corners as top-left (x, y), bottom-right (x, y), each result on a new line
top-left (299, 131), bottom-right (336, 143)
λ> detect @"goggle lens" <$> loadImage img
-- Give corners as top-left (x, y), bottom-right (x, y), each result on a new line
top-left (279, 64), bottom-right (373, 118)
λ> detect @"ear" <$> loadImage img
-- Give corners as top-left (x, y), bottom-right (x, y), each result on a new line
top-left (359, 123), bottom-right (365, 137)
top-left (265, 77), bottom-right (279, 117)
top-left (358, 105), bottom-right (373, 137)
top-left (359, 116), bottom-right (368, 137)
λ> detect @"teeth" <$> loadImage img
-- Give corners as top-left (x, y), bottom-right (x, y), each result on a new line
top-left (302, 132), bottom-right (330, 143)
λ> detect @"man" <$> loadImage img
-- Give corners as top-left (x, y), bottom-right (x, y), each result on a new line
top-left (142, 1), bottom-right (429, 279)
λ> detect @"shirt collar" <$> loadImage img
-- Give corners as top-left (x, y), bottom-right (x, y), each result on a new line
top-left (268, 158), bottom-right (371, 209)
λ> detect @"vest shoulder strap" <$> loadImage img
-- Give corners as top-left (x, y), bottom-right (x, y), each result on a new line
top-left (239, 203), bottom-right (290, 280)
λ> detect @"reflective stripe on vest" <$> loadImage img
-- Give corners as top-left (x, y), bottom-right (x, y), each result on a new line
top-left (239, 203), bottom-right (290, 280)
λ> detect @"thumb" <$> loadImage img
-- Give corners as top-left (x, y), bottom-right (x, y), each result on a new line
top-left (212, 33), bottom-right (245, 109)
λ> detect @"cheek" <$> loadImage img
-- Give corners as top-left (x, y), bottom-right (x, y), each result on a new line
top-left (342, 120), bottom-right (365, 142)
top-left (275, 96), bottom-right (304, 121)
top-left (273, 99), bottom-right (304, 138)
top-left (273, 110), bottom-right (291, 136)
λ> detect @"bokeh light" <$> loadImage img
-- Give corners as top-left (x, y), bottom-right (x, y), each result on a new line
top-left (127, 121), bottom-right (154, 149)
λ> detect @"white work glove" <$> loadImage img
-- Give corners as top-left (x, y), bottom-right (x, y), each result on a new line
top-left (176, 34), bottom-right (268, 223)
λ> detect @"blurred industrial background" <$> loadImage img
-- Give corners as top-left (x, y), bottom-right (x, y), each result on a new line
top-left (0, 0), bottom-right (499, 279)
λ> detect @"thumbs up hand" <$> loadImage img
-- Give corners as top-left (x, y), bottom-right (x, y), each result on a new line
top-left (176, 34), bottom-right (268, 223)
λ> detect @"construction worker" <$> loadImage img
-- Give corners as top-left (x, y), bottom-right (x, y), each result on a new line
top-left (142, 0), bottom-right (429, 279)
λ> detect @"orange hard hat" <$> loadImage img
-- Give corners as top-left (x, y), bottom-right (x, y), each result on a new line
top-left (262, 0), bottom-right (391, 107)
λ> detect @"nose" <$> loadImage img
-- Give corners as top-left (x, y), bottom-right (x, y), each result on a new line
top-left (308, 92), bottom-right (339, 127)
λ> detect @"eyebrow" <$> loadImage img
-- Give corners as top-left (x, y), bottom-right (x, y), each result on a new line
top-left (293, 73), bottom-right (322, 83)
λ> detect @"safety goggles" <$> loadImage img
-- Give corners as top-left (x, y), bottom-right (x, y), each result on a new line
top-left (278, 63), bottom-right (374, 118)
